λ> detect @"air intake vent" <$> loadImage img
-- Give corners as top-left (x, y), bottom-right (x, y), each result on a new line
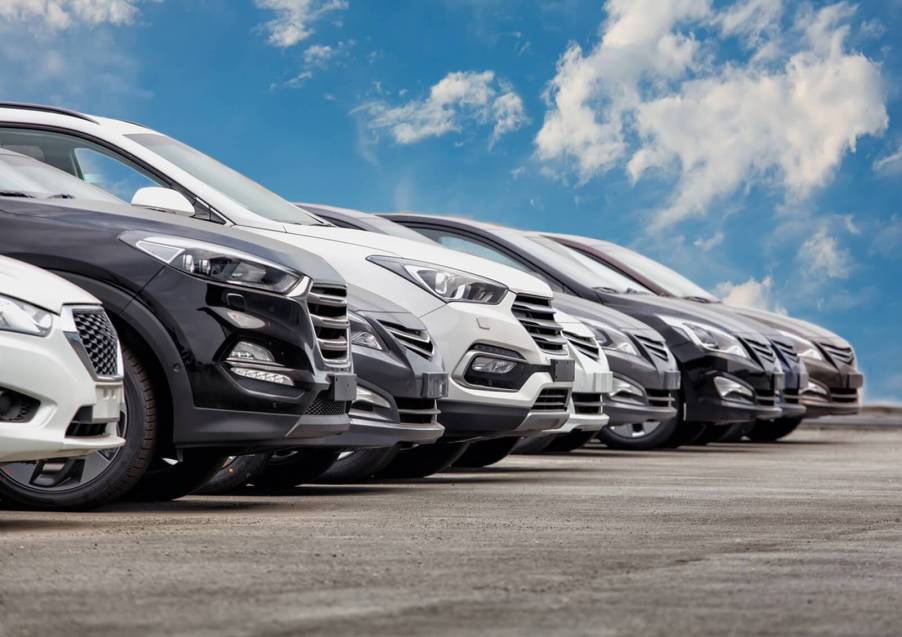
top-left (379, 321), bottom-right (434, 359)
top-left (634, 334), bottom-right (670, 363)
top-left (307, 284), bottom-right (350, 365)
top-left (511, 295), bottom-right (567, 354)
top-left (532, 388), bottom-right (569, 411)
top-left (829, 388), bottom-right (859, 403)
top-left (572, 392), bottom-right (603, 414)
top-left (0, 389), bottom-right (39, 423)
top-left (564, 331), bottom-right (600, 361)
top-left (821, 343), bottom-right (855, 366)
top-left (742, 337), bottom-right (776, 364)
top-left (72, 309), bottom-right (120, 377)
top-left (645, 389), bottom-right (675, 409)
top-left (394, 397), bottom-right (440, 425)
top-left (304, 395), bottom-right (350, 416)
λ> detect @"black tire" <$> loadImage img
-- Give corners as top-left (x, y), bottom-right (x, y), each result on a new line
top-left (126, 449), bottom-right (229, 502)
top-left (194, 453), bottom-right (273, 495)
top-left (543, 429), bottom-right (597, 453)
top-left (747, 416), bottom-right (803, 442)
top-left (661, 421), bottom-right (707, 448)
top-left (454, 437), bottom-right (519, 468)
top-left (0, 343), bottom-right (157, 511)
top-left (316, 447), bottom-right (400, 483)
top-left (513, 435), bottom-right (556, 454)
top-left (376, 442), bottom-right (470, 479)
top-left (252, 449), bottom-right (341, 490)
top-left (598, 417), bottom-right (680, 450)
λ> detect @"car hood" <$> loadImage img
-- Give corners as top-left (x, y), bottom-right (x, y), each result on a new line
top-left (722, 304), bottom-right (850, 346)
top-left (0, 254), bottom-right (97, 312)
top-left (279, 224), bottom-right (552, 297)
top-left (602, 292), bottom-right (765, 337)
top-left (552, 293), bottom-right (653, 333)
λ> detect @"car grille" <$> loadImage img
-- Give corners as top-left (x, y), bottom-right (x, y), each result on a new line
top-left (645, 389), bottom-right (676, 409)
top-left (634, 334), bottom-right (670, 364)
top-left (572, 392), bottom-right (603, 415)
top-left (771, 338), bottom-right (799, 362)
top-left (379, 320), bottom-right (434, 359)
top-left (742, 337), bottom-right (777, 365)
top-left (511, 295), bottom-right (567, 354)
top-left (66, 422), bottom-right (109, 437)
top-left (304, 395), bottom-right (350, 416)
top-left (783, 388), bottom-right (801, 405)
top-left (563, 330), bottom-right (600, 361)
top-left (307, 284), bottom-right (350, 365)
top-left (532, 388), bottom-right (570, 411)
top-left (821, 343), bottom-right (855, 366)
top-left (394, 397), bottom-right (440, 425)
top-left (72, 309), bottom-right (119, 377)
top-left (756, 388), bottom-right (777, 407)
top-left (829, 388), bottom-right (859, 404)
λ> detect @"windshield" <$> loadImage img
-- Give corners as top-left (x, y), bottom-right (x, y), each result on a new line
top-left (126, 133), bottom-right (323, 225)
top-left (367, 216), bottom-right (438, 244)
top-left (522, 235), bottom-right (653, 294)
top-left (596, 242), bottom-right (717, 300)
top-left (0, 152), bottom-right (123, 203)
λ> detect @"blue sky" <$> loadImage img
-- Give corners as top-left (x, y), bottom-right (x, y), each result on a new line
top-left (1, 0), bottom-right (900, 401)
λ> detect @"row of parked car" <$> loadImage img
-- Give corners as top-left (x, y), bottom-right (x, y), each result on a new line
top-left (0, 102), bottom-right (864, 510)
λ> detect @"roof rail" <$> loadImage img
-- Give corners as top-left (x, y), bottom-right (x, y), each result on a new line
top-left (0, 102), bottom-right (98, 124)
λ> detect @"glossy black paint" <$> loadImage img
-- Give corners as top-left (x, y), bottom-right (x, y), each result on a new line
top-left (0, 196), bottom-right (355, 453)
top-left (384, 214), bottom-right (785, 425)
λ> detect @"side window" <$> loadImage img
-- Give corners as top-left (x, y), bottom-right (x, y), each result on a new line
top-left (417, 228), bottom-right (565, 292)
top-left (0, 127), bottom-right (165, 202)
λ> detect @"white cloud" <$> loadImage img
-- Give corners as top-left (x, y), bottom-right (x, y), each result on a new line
top-left (693, 231), bottom-right (724, 251)
top-left (363, 70), bottom-right (528, 146)
top-left (535, 1), bottom-right (888, 229)
top-left (255, 0), bottom-right (348, 48)
top-left (797, 228), bottom-right (851, 279)
top-left (873, 145), bottom-right (902, 175)
top-left (0, 0), bottom-right (141, 31)
top-left (716, 275), bottom-right (786, 313)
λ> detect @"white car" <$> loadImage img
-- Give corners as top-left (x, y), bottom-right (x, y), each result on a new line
top-left (0, 104), bottom-right (577, 476)
top-left (0, 256), bottom-right (124, 465)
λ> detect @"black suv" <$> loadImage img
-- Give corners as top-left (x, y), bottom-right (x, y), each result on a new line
top-left (0, 148), bottom-right (355, 509)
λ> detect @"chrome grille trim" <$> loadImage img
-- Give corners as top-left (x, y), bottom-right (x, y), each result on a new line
top-left (307, 284), bottom-right (350, 365)
top-left (633, 334), bottom-right (670, 363)
top-left (511, 295), bottom-right (567, 353)
top-left (742, 337), bottom-right (777, 364)
top-left (532, 388), bottom-right (570, 411)
top-left (379, 320), bottom-right (434, 359)
top-left (572, 392), bottom-right (603, 414)
top-left (563, 330), bottom-right (601, 361)
top-left (821, 343), bottom-right (855, 366)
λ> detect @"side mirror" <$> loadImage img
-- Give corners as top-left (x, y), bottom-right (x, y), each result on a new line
top-left (131, 187), bottom-right (195, 216)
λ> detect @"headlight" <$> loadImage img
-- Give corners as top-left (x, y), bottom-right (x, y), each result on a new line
top-left (349, 311), bottom-right (383, 351)
top-left (661, 316), bottom-right (749, 359)
top-left (778, 330), bottom-right (824, 362)
top-left (121, 232), bottom-right (305, 294)
top-left (368, 256), bottom-right (508, 304)
top-left (585, 322), bottom-right (640, 358)
top-left (0, 294), bottom-right (53, 336)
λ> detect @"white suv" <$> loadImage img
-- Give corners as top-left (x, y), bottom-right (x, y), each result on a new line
top-left (0, 256), bottom-right (123, 465)
top-left (0, 104), bottom-right (576, 475)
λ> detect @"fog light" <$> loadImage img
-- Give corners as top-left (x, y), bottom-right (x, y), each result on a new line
top-left (351, 330), bottom-right (383, 351)
top-left (353, 386), bottom-right (392, 409)
top-left (231, 366), bottom-right (293, 386)
top-left (470, 356), bottom-right (517, 374)
top-left (609, 376), bottom-right (644, 401)
top-left (801, 379), bottom-right (830, 399)
top-left (229, 341), bottom-right (275, 363)
top-left (714, 376), bottom-right (754, 401)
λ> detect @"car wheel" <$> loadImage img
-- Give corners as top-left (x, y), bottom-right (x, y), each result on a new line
top-left (252, 449), bottom-right (341, 490)
top-left (375, 442), bottom-right (470, 479)
top-left (746, 416), bottom-right (803, 442)
top-left (0, 343), bottom-right (157, 511)
top-left (454, 437), bottom-right (519, 468)
top-left (316, 447), bottom-right (401, 483)
top-left (543, 429), bottom-right (597, 453)
top-left (126, 449), bottom-right (229, 502)
top-left (194, 453), bottom-right (273, 495)
top-left (598, 417), bottom-right (679, 450)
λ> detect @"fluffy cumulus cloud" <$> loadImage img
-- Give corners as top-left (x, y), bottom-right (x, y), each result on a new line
top-left (716, 276), bottom-right (786, 313)
top-left (0, 0), bottom-right (141, 31)
top-left (535, 0), bottom-right (888, 229)
top-left (796, 227), bottom-right (852, 280)
top-left (364, 70), bottom-right (528, 147)
top-left (255, 0), bottom-right (348, 48)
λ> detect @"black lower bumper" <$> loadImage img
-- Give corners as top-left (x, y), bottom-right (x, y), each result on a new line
top-left (437, 400), bottom-right (535, 442)
top-left (605, 400), bottom-right (678, 426)
top-left (298, 417), bottom-right (445, 448)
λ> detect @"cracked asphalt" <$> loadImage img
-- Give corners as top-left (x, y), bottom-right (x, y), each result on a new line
top-left (1, 425), bottom-right (901, 636)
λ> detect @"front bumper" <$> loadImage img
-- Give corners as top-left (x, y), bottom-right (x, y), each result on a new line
top-left (0, 323), bottom-right (124, 464)
top-left (800, 361), bottom-right (863, 417)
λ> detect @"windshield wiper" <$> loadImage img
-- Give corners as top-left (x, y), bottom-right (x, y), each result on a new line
top-left (596, 286), bottom-right (621, 294)
top-left (624, 288), bottom-right (647, 295)
top-left (683, 295), bottom-right (713, 303)
top-left (46, 193), bottom-right (74, 199)
top-left (0, 191), bottom-right (34, 198)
